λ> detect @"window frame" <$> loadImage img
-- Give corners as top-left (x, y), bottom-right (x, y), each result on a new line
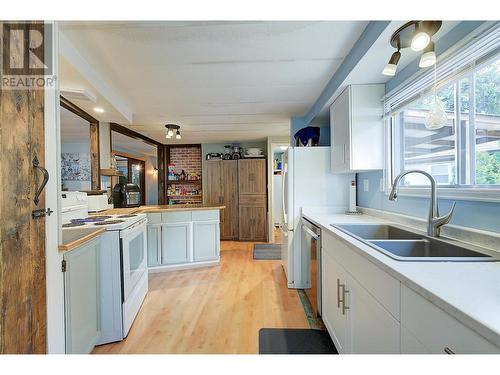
top-left (386, 52), bottom-right (500, 203)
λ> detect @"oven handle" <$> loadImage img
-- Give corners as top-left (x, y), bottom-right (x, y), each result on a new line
top-left (302, 224), bottom-right (320, 240)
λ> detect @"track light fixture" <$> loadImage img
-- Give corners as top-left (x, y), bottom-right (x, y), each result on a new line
top-left (382, 21), bottom-right (442, 76)
top-left (165, 124), bottom-right (181, 140)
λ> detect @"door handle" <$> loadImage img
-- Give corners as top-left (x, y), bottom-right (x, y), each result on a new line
top-left (341, 284), bottom-right (349, 315)
top-left (33, 156), bottom-right (49, 206)
top-left (337, 278), bottom-right (342, 308)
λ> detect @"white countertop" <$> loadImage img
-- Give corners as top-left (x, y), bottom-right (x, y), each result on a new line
top-left (302, 208), bottom-right (500, 348)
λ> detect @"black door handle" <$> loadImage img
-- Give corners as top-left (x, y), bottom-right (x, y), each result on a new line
top-left (33, 156), bottom-right (49, 206)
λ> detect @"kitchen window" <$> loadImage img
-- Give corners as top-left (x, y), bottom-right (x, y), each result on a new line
top-left (389, 52), bottom-right (500, 198)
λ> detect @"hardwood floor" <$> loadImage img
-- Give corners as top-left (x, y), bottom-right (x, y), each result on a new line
top-left (93, 241), bottom-right (307, 354)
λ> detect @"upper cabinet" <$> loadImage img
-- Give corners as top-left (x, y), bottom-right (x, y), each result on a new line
top-left (330, 84), bottom-right (384, 173)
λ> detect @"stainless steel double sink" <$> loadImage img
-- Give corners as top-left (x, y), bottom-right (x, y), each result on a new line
top-left (330, 224), bottom-right (498, 262)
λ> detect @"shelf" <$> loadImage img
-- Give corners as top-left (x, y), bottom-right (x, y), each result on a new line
top-left (167, 180), bottom-right (201, 184)
top-left (100, 168), bottom-right (124, 177)
top-left (167, 194), bottom-right (201, 199)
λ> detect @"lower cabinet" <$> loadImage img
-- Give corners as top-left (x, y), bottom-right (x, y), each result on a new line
top-left (193, 221), bottom-right (220, 261)
top-left (63, 236), bottom-right (101, 354)
top-left (161, 222), bottom-right (191, 264)
top-left (401, 285), bottom-right (500, 354)
top-left (146, 210), bottom-right (221, 269)
top-left (322, 237), bottom-right (400, 354)
top-left (322, 229), bottom-right (500, 354)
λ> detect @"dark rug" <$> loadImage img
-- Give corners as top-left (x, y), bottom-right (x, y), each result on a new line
top-left (258, 328), bottom-right (338, 354)
top-left (253, 244), bottom-right (281, 260)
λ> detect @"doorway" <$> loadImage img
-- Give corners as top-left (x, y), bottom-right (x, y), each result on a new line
top-left (114, 154), bottom-right (147, 205)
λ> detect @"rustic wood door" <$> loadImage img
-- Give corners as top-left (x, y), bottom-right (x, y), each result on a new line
top-left (203, 160), bottom-right (222, 205)
top-left (238, 159), bottom-right (266, 195)
top-left (0, 21), bottom-right (47, 353)
top-left (238, 195), bottom-right (267, 241)
top-left (220, 160), bottom-right (238, 240)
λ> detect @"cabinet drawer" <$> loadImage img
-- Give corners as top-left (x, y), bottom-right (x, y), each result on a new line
top-left (401, 285), bottom-right (499, 354)
top-left (147, 212), bottom-right (162, 224)
top-left (162, 211), bottom-right (192, 223)
top-left (323, 231), bottom-right (400, 320)
top-left (192, 210), bottom-right (219, 221)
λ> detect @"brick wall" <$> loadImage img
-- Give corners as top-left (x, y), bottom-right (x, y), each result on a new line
top-left (169, 146), bottom-right (202, 176)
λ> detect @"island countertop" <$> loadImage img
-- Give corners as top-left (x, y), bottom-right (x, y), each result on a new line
top-left (94, 204), bottom-right (226, 216)
top-left (59, 227), bottom-right (106, 252)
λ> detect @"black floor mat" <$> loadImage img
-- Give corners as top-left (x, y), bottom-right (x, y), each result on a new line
top-left (259, 328), bottom-right (338, 354)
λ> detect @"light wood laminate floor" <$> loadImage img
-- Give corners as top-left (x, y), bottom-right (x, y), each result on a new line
top-left (93, 241), bottom-right (307, 354)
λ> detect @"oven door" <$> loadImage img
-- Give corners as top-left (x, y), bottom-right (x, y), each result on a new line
top-left (120, 218), bottom-right (148, 302)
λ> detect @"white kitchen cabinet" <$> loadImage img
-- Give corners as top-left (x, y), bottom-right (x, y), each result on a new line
top-left (147, 224), bottom-right (162, 266)
top-left (401, 285), bottom-right (500, 354)
top-left (322, 245), bottom-right (350, 353)
top-left (193, 221), bottom-right (220, 262)
top-left (330, 84), bottom-right (384, 173)
top-left (161, 222), bottom-right (192, 264)
top-left (322, 230), bottom-right (401, 354)
top-left (63, 236), bottom-right (101, 354)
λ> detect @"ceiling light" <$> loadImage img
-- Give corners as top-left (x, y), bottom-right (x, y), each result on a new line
top-left (411, 23), bottom-right (430, 51)
top-left (382, 50), bottom-right (401, 76)
top-left (382, 21), bottom-right (442, 77)
top-left (419, 42), bottom-right (436, 68)
top-left (165, 124), bottom-right (181, 140)
top-left (93, 107), bottom-right (105, 113)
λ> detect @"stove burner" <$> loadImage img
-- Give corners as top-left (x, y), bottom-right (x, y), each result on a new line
top-left (62, 222), bottom-right (85, 228)
top-left (71, 216), bottom-right (112, 224)
top-left (117, 214), bottom-right (137, 218)
top-left (93, 220), bottom-right (125, 226)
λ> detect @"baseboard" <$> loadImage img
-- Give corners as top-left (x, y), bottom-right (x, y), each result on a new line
top-left (148, 258), bottom-right (220, 273)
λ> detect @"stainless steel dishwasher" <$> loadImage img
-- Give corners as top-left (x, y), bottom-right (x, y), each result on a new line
top-left (301, 218), bottom-right (322, 317)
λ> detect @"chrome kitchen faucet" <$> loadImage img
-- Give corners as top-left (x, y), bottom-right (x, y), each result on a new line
top-left (389, 170), bottom-right (456, 237)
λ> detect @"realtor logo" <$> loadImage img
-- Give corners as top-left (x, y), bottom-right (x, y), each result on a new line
top-left (1, 22), bottom-right (56, 89)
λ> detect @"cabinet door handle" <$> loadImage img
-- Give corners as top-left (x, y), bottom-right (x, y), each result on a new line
top-left (341, 284), bottom-right (349, 315)
top-left (342, 144), bottom-right (346, 165)
top-left (33, 156), bottom-right (49, 206)
top-left (444, 347), bottom-right (455, 354)
top-left (337, 278), bottom-right (342, 308)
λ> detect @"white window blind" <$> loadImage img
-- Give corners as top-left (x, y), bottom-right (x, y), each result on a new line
top-left (384, 23), bottom-right (500, 115)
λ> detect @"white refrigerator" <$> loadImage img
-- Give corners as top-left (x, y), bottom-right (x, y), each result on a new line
top-left (280, 146), bottom-right (353, 289)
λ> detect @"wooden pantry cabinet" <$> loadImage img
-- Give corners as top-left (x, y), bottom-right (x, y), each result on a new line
top-left (203, 158), bottom-right (267, 241)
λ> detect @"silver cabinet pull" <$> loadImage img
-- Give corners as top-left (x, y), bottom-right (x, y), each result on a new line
top-left (444, 347), bottom-right (455, 354)
top-left (341, 284), bottom-right (350, 315)
top-left (337, 278), bottom-right (342, 308)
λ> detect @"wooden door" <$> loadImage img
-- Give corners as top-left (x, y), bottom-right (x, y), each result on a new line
top-left (238, 159), bottom-right (266, 194)
top-left (238, 195), bottom-right (267, 241)
top-left (203, 160), bottom-right (222, 205)
top-left (0, 21), bottom-right (47, 353)
top-left (220, 160), bottom-right (238, 240)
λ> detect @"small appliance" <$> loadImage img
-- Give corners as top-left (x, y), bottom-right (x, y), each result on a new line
top-left (113, 183), bottom-right (141, 208)
top-left (61, 191), bottom-right (88, 224)
top-left (87, 194), bottom-right (113, 212)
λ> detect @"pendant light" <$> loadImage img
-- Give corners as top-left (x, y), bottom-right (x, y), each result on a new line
top-left (165, 124), bottom-right (181, 140)
top-left (419, 41), bottom-right (436, 68)
top-left (425, 64), bottom-right (447, 130)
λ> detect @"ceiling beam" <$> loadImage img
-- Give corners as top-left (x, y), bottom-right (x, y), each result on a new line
top-left (296, 21), bottom-right (391, 128)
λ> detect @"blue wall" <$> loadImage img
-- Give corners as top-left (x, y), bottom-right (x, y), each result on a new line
top-left (357, 21), bottom-right (500, 234)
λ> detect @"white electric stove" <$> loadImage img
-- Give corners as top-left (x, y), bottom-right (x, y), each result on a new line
top-left (63, 212), bottom-right (149, 344)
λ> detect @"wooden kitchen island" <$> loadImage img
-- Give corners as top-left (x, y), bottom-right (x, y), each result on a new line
top-left (97, 205), bottom-right (225, 272)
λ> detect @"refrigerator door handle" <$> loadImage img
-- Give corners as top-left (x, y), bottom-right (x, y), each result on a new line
top-left (281, 163), bottom-right (288, 229)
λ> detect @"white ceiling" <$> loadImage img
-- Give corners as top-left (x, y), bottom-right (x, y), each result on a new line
top-left (60, 106), bottom-right (90, 142)
top-left (59, 21), bottom-right (368, 144)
